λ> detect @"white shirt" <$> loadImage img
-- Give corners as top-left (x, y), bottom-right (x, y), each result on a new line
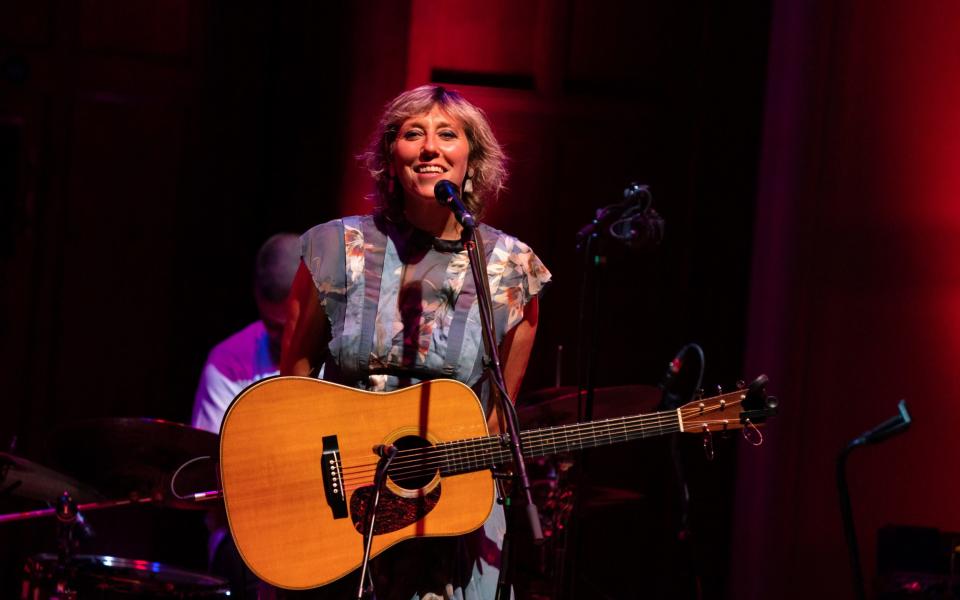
top-left (191, 320), bottom-right (278, 434)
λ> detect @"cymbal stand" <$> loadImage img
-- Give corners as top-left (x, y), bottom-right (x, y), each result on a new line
top-left (357, 445), bottom-right (398, 600)
top-left (51, 492), bottom-right (84, 600)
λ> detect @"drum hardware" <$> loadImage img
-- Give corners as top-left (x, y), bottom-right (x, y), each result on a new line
top-left (1, 420), bottom-right (228, 598)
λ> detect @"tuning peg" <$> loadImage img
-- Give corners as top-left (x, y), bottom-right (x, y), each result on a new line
top-left (702, 426), bottom-right (715, 461)
top-left (736, 380), bottom-right (746, 390)
top-left (716, 384), bottom-right (724, 396)
top-left (748, 374), bottom-right (769, 395)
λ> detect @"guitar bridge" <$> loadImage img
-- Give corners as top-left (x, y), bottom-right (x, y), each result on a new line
top-left (321, 435), bottom-right (347, 519)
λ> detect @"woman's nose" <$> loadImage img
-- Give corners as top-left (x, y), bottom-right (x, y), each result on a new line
top-left (420, 133), bottom-right (438, 156)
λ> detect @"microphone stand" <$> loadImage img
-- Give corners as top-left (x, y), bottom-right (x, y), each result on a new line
top-left (837, 400), bottom-right (912, 600)
top-left (460, 223), bottom-right (543, 600)
top-left (357, 446), bottom-right (398, 600)
top-left (563, 185), bottom-right (662, 599)
top-left (560, 230), bottom-right (603, 600)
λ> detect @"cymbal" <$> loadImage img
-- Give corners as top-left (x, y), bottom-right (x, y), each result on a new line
top-left (518, 384), bottom-right (662, 427)
top-left (48, 418), bottom-right (220, 509)
top-left (0, 451), bottom-right (104, 504)
top-left (581, 485), bottom-right (644, 507)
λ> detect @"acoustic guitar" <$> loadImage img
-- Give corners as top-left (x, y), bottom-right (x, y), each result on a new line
top-left (219, 376), bottom-right (776, 590)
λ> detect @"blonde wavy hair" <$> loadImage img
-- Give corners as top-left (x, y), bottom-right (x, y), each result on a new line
top-left (362, 85), bottom-right (507, 219)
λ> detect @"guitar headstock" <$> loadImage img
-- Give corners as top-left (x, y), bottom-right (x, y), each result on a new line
top-left (679, 375), bottom-right (779, 438)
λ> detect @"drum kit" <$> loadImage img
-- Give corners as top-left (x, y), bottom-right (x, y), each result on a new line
top-left (0, 418), bottom-right (227, 599)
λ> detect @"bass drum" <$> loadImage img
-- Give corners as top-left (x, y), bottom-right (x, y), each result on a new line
top-left (21, 554), bottom-right (230, 599)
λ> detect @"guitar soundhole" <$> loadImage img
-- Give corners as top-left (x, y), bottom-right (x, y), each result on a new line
top-left (389, 435), bottom-right (435, 490)
top-left (348, 435), bottom-right (442, 535)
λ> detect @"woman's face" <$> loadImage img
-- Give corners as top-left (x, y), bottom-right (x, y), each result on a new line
top-left (391, 105), bottom-right (470, 206)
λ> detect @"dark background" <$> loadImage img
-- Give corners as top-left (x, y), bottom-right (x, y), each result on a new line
top-left (2, 1), bottom-right (958, 599)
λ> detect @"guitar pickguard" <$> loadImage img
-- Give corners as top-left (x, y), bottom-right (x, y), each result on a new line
top-left (349, 484), bottom-right (442, 535)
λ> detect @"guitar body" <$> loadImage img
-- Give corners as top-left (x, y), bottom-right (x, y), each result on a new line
top-left (219, 376), bottom-right (495, 590)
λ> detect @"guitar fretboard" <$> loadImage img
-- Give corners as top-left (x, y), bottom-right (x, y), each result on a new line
top-left (436, 410), bottom-right (682, 476)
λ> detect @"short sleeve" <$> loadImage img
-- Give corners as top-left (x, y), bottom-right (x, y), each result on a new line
top-left (300, 219), bottom-right (348, 305)
top-left (508, 239), bottom-right (551, 304)
top-left (486, 229), bottom-right (552, 334)
top-left (191, 362), bottom-right (242, 434)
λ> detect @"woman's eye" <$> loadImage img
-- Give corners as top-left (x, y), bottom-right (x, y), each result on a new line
top-left (439, 130), bottom-right (458, 140)
top-left (402, 130), bottom-right (423, 140)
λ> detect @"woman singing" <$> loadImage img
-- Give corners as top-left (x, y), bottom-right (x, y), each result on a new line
top-left (281, 84), bottom-right (551, 599)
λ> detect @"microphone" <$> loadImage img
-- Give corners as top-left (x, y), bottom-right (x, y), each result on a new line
top-left (608, 183), bottom-right (663, 249)
top-left (850, 400), bottom-right (911, 447)
top-left (623, 181), bottom-right (653, 212)
top-left (658, 344), bottom-right (705, 409)
top-left (576, 182), bottom-right (663, 250)
top-left (372, 444), bottom-right (398, 459)
top-left (434, 180), bottom-right (476, 229)
top-left (659, 354), bottom-right (684, 392)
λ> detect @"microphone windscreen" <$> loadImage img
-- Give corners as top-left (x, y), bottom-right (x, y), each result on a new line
top-left (434, 180), bottom-right (458, 204)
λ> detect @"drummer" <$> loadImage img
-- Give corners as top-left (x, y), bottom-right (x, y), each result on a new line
top-left (191, 232), bottom-right (301, 598)
top-left (191, 233), bottom-right (301, 434)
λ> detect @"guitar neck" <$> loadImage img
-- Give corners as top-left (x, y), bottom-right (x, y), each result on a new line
top-left (438, 409), bottom-right (682, 476)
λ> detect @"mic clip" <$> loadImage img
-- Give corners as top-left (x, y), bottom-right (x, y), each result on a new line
top-left (372, 444), bottom-right (398, 459)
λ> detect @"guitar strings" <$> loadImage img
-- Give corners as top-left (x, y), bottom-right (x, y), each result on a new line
top-left (340, 422), bottom-right (735, 489)
top-left (338, 419), bottom-right (684, 489)
top-left (335, 402), bottom-right (742, 491)
top-left (340, 408), bottom-right (683, 477)
top-left (340, 399), bottom-right (740, 478)
top-left (338, 423), bottom-right (687, 492)
top-left (337, 402), bottom-right (738, 486)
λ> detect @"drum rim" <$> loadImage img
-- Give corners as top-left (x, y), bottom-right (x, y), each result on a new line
top-left (29, 553), bottom-right (229, 588)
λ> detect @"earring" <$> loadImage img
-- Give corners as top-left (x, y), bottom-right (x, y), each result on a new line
top-left (463, 168), bottom-right (475, 194)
